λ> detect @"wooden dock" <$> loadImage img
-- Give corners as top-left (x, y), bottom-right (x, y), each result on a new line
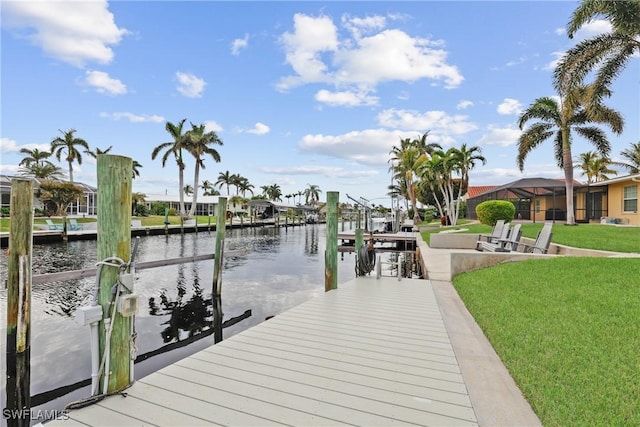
top-left (338, 231), bottom-right (418, 252)
top-left (46, 276), bottom-right (477, 426)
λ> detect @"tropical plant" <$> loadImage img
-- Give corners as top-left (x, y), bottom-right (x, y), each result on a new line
top-left (612, 141), bottom-right (640, 174)
top-left (184, 184), bottom-right (194, 196)
top-left (517, 84), bottom-right (623, 224)
top-left (236, 176), bottom-right (254, 197)
top-left (262, 183), bottom-right (282, 201)
top-left (185, 122), bottom-right (223, 217)
top-left (201, 180), bottom-right (216, 196)
top-left (19, 162), bottom-right (65, 180)
top-left (575, 151), bottom-right (617, 184)
top-left (36, 181), bottom-right (84, 216)
top-left (304, 184), bottom-right (322, 206)
top-left (131, 192), bottom-right (147, 216)
top-left (132, 160), bottom-right (143, 179)
top-left (50, 128), bottom-right (90, 182)
top-left (456, 143), bottom-right (486, 196)
top-left (151, 119), bottom-right (189, 218)
top-left (215, 170), bottom-right (234, 195)
top-left (554, 0), bottom-right (640, 106)
top-left (18, 148), bottom-right (52, 168)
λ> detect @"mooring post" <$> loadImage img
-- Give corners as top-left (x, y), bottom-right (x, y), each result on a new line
top-left (97, 155), bottom-right (132, 393)
top-left (6, 179), bottom-right (33, 427)
top-left (325, 191), bottom-right (338, 292)
top-left (213, 197), bottom-right (227, 297)
top-left (356, 210), bottom-right (361, 229)
top-left (355, 229), bottom-right (364, 253)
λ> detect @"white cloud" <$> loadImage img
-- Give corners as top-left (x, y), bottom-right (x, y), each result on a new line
top-left (2, 0), bottom-right (127, 67)
top-left (299, 128), bottom-right (425, 167)
top-left (477, 125), bottom-right (522, 147)
top-left (244, 123), bottom-right (270, 135)
top-left (457, 100), bottom-right (473, 110)
top-left (277, 13), bottom-right (463, 93)
top-left (554, 27), bottom-right (565, 36)
top-left (231, 33), bottom-right (249, 55)
top-left (341, 14), bottom-right (386, 40)
top-left (99, 112), bottom-right (164, 123)
top-left (573, 19), bottom-right (613, 39)
top-left (1, 137), bottom-right (50, 153)
top-left (315, 89), bottom-right (378, 107)
top-left (497, 98), bottom-right (522, 116)
top-left (83, 70), bottom-right (127, 95)
top-left (261, 165), bottom-right (379, 180)
top-left (204, 121), bottom-right (223, 133)
top-left (175, 72), bottom-right (206, 98)
top-left (376, 108), bottom-right (478, 137)
top-left (543, 51), bottom-right (565, 71)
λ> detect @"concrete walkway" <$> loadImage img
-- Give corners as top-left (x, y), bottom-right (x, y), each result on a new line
top-left (416, 235), bottom-right (543, 427)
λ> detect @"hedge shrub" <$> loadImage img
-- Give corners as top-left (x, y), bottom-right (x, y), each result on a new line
top-left (476, 200), bottom-right (515, 225)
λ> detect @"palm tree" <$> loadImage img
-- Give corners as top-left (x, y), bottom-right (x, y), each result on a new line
top-left (215, 170), bottom-right (234, 195)
top-left (19, 148), bottom-right (52, 168)
top-left (575, 151), bottom-right (617, 184)
top-left (185, 122), bottom-right (223, 217)
top-left (389, 139), bottom-right (429, 226)
top-left (132, 160), bottom-right (143, 179)
top-left (304, 184), bottom-right (322, 206)
top-left (613, 142), bottom-right (640, 174)
top-left (84, 145), bottom-right (113, 159)
top-left (554, 0), bottom-right (640, 105)
top-left (229, 173), bottom-right (242, 195)
top-left (50, 128), bottom-right (90, 182)
top-left (456, 143), bottom-right (486, 197)
top-left (517, 85), bottom-right (623, 224)
top-left (151, 119), bottom-right (189, 218)
top-left (263, 184), bottom-right (282, 201)
top-left (19, 162), bottom-right (65, 179)
top-left (184, 184), bottom-right (194, 196)
top-left (236, 176), bottom-right (254, 197)
top-left (201, 180), bottom-right (215, 196)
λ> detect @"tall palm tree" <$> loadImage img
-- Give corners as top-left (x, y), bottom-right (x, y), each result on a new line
top-left (236, 176), bottom-right (254, 197)
top-left (389, 141), bottom-right (427, 226)
top-left (185, 123), bottom-right (223, 217)
top-left (613, 142), bottom-right (640, 174)
top-left (215, 170), bottom-right (234, 195)
top-left (50, 128), bottom-right (89, 182)
top-left (304, 184), bottom-right (322, 206)
top-left (152, 119), bottom-right (189, 217)
top-left (517, 85), bottom-right (623, 224)
top-left (456, 143), bottom-right (486, 197)
top-left (554, 0), bottom-right (640, 105)
top-left (19, 148), bottom-right (52, 168)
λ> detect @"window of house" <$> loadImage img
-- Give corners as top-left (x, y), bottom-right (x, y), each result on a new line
top-left (623, 185), bottom-right (637, 212)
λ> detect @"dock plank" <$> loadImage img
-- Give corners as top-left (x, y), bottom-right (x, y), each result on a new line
top-left (47, 277), bottom-right (479, 427)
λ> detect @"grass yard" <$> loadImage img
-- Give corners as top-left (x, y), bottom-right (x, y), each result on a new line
top-left (454, 257), bottom-right (640, 426)
top-left (421, 222), bottom-right (640, 253)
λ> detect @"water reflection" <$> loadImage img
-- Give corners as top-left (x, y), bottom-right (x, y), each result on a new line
top-left (0, 223), bottom-right (356, 418)
top-left (149, 282), bottom-right (212, 343)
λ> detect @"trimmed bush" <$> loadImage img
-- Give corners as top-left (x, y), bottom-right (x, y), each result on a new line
top-left (476, 200), bottom-right (515, 225)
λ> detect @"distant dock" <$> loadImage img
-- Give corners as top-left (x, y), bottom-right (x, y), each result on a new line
top-left (46, 276), bottom-right (477, 426)
top-left (338, 230), bottom-right (418, 251)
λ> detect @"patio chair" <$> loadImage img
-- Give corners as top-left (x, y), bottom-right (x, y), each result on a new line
top-left (475, 220), bottom-right (508, 250)
top-left (477, 223), bottom-right (522, 252)
top-left (514, 222), bottom-right (553, 254)
top-left (69, 218), bottom-right (83, 231)
top-left (45, 219), bottom-right (63, 230)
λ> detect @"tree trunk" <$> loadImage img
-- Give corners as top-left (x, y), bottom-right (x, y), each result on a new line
top-left (562, 129), bottom-right (576, 225)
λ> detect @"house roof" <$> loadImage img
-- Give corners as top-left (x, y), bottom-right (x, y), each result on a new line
top-left (0, 175), bottom-right (97, 192)
top-left (588, 173), bottom-right (640, 187)
top-left (464, 186), bottom-right (498, 199)
top-left (471, 177), bottom-right (574, 200)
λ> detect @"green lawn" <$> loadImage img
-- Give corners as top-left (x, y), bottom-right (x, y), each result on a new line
top-left (421, 222), bottom-right (640, 253)
top-left (454, 258), bottom-right (640, 426)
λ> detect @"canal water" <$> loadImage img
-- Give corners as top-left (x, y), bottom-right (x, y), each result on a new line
top-left (0, 223), bottom-right (359, 425)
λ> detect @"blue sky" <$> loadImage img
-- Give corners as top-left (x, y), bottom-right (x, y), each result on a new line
top-left (1, 1), bottom-right (637, 207)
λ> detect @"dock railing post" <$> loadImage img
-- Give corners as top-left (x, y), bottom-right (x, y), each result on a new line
top-left (354, 228), bottom-right (364, 277)
top-left (6, 179), bottom-right (34, 427)
top-left (325, 191), bottom-right (338, 292)
top-left (213, 197), bottom-right (227, 297)
top-left (97, 154), bottom-right (133, 393)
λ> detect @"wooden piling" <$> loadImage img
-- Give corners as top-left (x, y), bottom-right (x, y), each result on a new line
top-left (6, 179), bottom-right (33, 427)
top-left (213, 197), bottom-right (227, 297)
top-left (324, 191), bottom-right (338, 292)
top-left (97, 155), bottom-right (132, 393)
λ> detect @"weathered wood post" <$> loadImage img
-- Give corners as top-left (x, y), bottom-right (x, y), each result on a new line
top-left (325, 191), bottom-right (338, 292)
top-left (97, 154), bottom-right (132, 393)
top-left (354, 228), bottom-right (364, 277)
top-left (356, 210), bottom-right (361, 229)
top-left (6, 179), bottom-right (33, 427)
top-left (213, 197), bottom-right (227, 297)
